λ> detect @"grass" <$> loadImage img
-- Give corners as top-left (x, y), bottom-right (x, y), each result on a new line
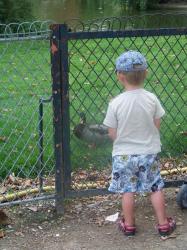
top-left (69, 35), bottom-right (187, 170)
top-left (0, 39), bottom-right (54, 178)
top-left (0, 34), bottom-right (186, 178)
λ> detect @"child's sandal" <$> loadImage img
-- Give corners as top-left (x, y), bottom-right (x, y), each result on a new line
top-left (118, 218), bottom-right (136, 236)
top-left (157, 217), bottom-right (176, 237)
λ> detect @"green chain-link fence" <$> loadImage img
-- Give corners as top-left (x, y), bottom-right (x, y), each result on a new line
top-left (0, 21), bottom-right (55, 206)
top-left (0, 14), bottom-right (186, 210)
top-left (50, 15), bottom-right (187, 201)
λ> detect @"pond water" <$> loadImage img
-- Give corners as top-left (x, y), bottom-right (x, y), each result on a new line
top-left (30, 0), bottom-right (187, 27)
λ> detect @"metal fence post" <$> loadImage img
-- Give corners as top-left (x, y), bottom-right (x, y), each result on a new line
top-left (60, 24), bottom-right (71, 192)
top-left (38, 96), bottom-right (53, 193)
top-left (50, 24), bottom-right (64, 214)
top-left (38, 98), bottom-right (44, 192)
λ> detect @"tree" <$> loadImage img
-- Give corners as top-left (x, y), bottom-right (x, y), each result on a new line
top-left (122, 0), bottom-right (160, 10)
top-left (0, 0), bottom-right (33, 24)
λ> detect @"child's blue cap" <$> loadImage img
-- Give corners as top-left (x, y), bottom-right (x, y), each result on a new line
top-left (115, 50), bottom-right (148, 72)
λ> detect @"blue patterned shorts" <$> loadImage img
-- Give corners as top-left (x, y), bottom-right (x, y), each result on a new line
top-left (109, 154), bottom-right (164, 193)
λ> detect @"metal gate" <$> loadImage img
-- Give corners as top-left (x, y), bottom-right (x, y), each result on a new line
top-left (0, 15), bottom-right (186, 212)
top-left (50, 16), bottom-right (187, 212)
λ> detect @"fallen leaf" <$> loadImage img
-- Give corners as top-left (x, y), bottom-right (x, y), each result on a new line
top-left (2, 108), bottom-right (9, 112)
top-left (176, 222), bottom-right (183, 226)
top-left (28, 206), bottom-right (38, 212)
top-left (15, 231), bottom-right (24, 237)
top-left (75, 204), bottom-right (82, 210)
top-left (89, 60), bottom-right (96, 65)
top-left (24, 179), bottom-right (32, 187)
top-left (0, 136), bottom-right (7, 142)
top-left (7, 174), bottom-right (16, 184)
top-left (78, 171), bottom-right (87, 180)
top-left (0, 186), bottom-right (7, 194)
top-left (0, 230), bottom-right (5, 238)
top-left (95, 218), bottom-right (104, 227)
top-left (87, 202), bottom-right (100, 208)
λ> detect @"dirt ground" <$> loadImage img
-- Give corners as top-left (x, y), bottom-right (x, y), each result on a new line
top-left (1, 188), bottom-right (187, 250)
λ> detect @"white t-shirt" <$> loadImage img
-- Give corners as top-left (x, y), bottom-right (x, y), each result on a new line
top-left (103, 88), bottom-right (165, 156)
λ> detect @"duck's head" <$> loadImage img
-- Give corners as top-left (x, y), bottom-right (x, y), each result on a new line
top-left (79, 112), bottom-right (86, 124)
top-left (73, 112), bottom-right (86, 139)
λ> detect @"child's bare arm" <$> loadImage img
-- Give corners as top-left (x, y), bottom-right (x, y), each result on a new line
top-left (154, 118), bottom-right (161, 130)
top-left (108, 128), bottom-right (117, 141)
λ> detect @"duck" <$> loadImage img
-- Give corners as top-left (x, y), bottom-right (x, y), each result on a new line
top-left (73, 112), bottom-right (111, 146)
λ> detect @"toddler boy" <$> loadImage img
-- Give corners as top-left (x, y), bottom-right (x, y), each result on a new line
top-left (103, 50), bottom-right (176, 237)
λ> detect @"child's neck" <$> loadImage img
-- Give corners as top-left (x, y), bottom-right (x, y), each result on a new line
top-left (124, 84), bottom-right (143, 91)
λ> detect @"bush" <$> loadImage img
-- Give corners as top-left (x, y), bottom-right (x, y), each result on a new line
top-left (0, 0), bottom-right (33, 24)
top-left (124, 0), bottom-right (160, 10)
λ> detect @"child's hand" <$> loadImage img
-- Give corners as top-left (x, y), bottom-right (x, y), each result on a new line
top-left (154, 118), bottom-right (161, 130)
top-left (108, 128), bottom-right (117, 141)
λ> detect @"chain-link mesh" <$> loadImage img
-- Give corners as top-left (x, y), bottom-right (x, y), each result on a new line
top-left (0, 21), bottom-right (56, 206)
top-left (0, 15), bottom-right (187, 208)
top-left (66, 16), bottom-right (187, 192)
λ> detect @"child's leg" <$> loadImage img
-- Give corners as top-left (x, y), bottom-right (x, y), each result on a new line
top-left (122, 192), bottom-right (135, 226)
top-left (150, 190), bottom-right (168, 225)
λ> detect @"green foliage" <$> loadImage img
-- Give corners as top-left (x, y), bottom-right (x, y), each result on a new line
top-left (123, 0), bottom-right (160, 10)
top-left (0, 0), bottom-right (33, 24)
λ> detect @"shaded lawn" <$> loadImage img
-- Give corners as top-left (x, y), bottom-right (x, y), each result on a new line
top-left (0, 34), bottom-right (186, 177)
